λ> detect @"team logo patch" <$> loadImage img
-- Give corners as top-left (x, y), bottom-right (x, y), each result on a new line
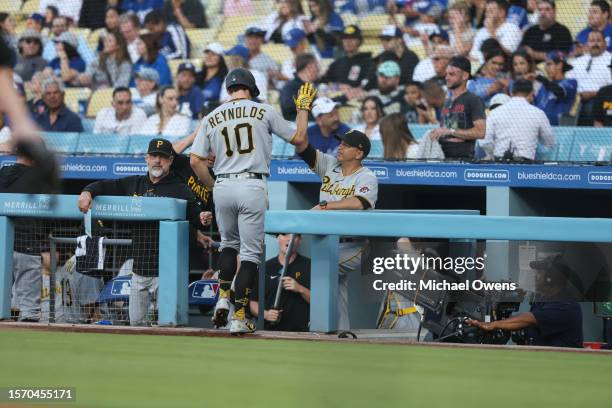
top-left (359, 186), bottom-right (370, 193)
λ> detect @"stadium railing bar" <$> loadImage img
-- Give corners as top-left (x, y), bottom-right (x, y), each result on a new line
top-left (0, 194), bottom-right (189, 326)
top-left (264, 210), bottom-right (612, 332)
top-left (37, 126), bottom-right (612, 162)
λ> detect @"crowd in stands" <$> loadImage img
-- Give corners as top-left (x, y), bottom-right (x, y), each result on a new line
top-left (0, 0), bottom-right (611, 161)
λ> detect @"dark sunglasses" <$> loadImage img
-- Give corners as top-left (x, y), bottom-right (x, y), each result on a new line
top-left (22, 38), bottom-right (38, 44)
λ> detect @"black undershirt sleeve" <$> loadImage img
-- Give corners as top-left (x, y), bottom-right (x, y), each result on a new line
top-left (355, 196), bottom-right (371, 210)
top-left (297, 144), bottom-right (317, 168)
top-left (536, 75), bottom-right (566, 99)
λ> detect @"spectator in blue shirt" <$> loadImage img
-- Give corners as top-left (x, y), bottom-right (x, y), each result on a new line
top-left (34, 77), bottom-right (83, 132)
top-left (576, 1), bottom-right (612, 53)
top-left (45, 32), bottom-right (86, 87)
top-left (304, 0), bottom-right (344, 58)
top-left (144, 10), bottom-right (191, 60)
top-left (307, 97), bottom-right (351, 155)
top-left (534, 51), bottom-right (577, 126)
top-left (468, 49), bottom-right (510, 106)
top-left (122, 0), bottom-right (164, 24)
top-left (176, 62), bottom-right (203, 119)
top-left (196, 42), bottom-right (228, 104)
top-left (131, 33), bottom-right (172, 86)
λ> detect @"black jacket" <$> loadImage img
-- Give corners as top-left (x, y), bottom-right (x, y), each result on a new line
top-left (83, 171), bottom-right (203, 276)
top-left (320, 52), bottom-right (373, 88)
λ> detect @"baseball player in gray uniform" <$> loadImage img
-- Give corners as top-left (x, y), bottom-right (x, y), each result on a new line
top-left (189, 70), bottom-right (316, 334)
top-left (290, 117), bottom-right (379, 330)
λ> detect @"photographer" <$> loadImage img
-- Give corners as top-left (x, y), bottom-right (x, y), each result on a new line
top-left (467, 255), bottom-right (583, 348)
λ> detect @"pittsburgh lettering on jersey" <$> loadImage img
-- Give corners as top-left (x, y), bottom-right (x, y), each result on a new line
top-left (187, 175), bottom-right (209, 204)
top-left (208, 106), bottom-right (266, 128)
top-left (321, 176), bottom-right (356, 198)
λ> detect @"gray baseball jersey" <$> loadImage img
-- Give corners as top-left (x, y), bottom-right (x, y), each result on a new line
top-left (191, 99), bottom-right (296, 175)
top-left (314, 151), bottom-right (379, 208)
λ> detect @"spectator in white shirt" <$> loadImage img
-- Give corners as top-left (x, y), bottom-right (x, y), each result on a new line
top-left (261, 0), bottom-right (307, 44)
top-left (93, 87), bottom-right (147, 135)
top-left (120, 14), bottom-right (142, 64)
top-left (470, 0), bottom-right (523, 65)
top-left (479, 79), bottom-right (554, 161)
top-left (138, 86), bottom-right (191, 138)
top-left (567, 30), bottom-right (612, 126)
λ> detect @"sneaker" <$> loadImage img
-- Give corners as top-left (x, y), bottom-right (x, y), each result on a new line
top-left (229, 318), bottom-right (256, 335)
top-left (212, 296), bottom-right (230, 328)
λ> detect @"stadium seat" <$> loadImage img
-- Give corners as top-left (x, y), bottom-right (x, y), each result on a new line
top-left (82, 118), bottom-right (95, 134)
top-left (551, 127), bottom-right (577, 161)
top-left (271, 137), bottom-right (294, 157)
top-left (216, 16), bottom-right (256, 47)
top-left (86, 88), bottom-right (114, 118)
top-left (127, 134), bottom-right (157, 155)
top-left (261, 43), bottom-right (292, 65)
top-left (319, 58), bottom-right (333, 75)
top-left (186, 28), bottom-right (218, 57)
top-left (5, 0), bottom-right (22, 14)
top-left (571, 129), bottom-right (612, 162)
top-left (359, 15), bottom-right (391, 38)
top-left (42, 132), bottom-right (79, 154)
top-left (557, 0), bottom-right (588, 37)
top-left (64, 88), bottom-right (92, 116)
top-left (339, 106), bottom-right (356, 124)
top-left (20, 0), bottom-right (41, 16)
top-left (369, 139), bottom-right (384, 159)
top-left (340, 13), bottom-right (358, 26)
top-left (409, 43), bottom-right (427, 60)
top-left (88, 28), bottom-right (105, 52)
top-left (76, 133), bottom-right (130, 155)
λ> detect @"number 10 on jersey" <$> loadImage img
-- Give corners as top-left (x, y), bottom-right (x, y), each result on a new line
top-left (221, 123), bottom-right (255, 156)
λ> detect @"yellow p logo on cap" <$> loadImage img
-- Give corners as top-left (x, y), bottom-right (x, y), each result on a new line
top-left (157, 140), bottom-right (163, 148)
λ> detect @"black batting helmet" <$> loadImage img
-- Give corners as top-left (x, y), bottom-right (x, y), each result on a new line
top-left (225, 68), bottom-right (260, 98)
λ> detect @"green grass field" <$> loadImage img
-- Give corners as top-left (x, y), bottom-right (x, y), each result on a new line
top-left (0, 329), bottom-right (610, 408)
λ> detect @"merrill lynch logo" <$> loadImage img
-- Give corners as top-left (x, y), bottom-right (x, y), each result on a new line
top-left (94, 197), bottom-right (143, 215)
top-left (3, 196), bottom-right (52, 214)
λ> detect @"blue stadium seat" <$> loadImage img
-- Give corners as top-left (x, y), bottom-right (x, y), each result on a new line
top-left (550, 127), bottom-right (576, 161)
top-left (43, 132), bottom-right (79, 154)
top-left (272, 137), bottom-right (294, 157)
top-left (408, 124), bottom-right (436, 140)
top-left (76, 133), bottom-right (130, 155)
top-left (82, 118), bottom-right (95, 134)
top-left (369, 139), bottom-right (384, 159)
top-left (127, 134), bottom-right (156, 155)
top-left (571, 128), bottom-right (612, 162)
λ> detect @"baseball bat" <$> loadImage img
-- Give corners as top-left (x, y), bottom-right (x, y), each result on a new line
top-left (272, 234), bottom-right (297, 310)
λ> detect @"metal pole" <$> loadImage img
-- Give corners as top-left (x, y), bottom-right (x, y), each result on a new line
top-left (48, 238), bottom-right (57, 324)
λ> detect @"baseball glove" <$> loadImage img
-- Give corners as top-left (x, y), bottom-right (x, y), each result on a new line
top-left (294, 82), bottom-right (317, 111)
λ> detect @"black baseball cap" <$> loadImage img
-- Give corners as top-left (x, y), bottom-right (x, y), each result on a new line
top-left (177, 62), bottom-right (196, 75)
top-left (448, 56), bottom-right (473, 78)
top-left (342, 25), bottom-right (362, 39)
top-left (147, 138), bottom-right (174, 157)
top-left (336, 130), bottom-right (371, 158)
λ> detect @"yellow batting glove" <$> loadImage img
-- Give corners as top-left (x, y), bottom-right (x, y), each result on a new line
top-left (294, 82), bottom-right (318, 111)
